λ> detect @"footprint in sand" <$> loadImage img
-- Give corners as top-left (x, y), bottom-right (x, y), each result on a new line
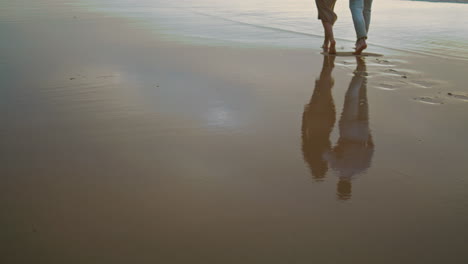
top-left (336, 60), bottom-right (356, 67)
top-left (375, 58), bottom-right (391, 64)
top-left (447, 92), bottom-right (468, 102)
top-left (383, 68), bottom-right (410, 79)
top-left (413, 96), bottom-right (444, 105)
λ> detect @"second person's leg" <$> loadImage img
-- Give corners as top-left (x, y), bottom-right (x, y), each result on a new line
top-left (350, 0), bottom-right (367, 40)
top-left (349, 0), bottom-right (368, 54)
top-left (363, 0), bottom-right (373, 34)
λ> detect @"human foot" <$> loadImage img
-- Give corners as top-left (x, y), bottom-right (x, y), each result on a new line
top-left (353, 39), bottom-right (367, 55)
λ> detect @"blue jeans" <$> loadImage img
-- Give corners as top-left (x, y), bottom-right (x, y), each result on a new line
top-left (350, 0), bottom-right (373, 40)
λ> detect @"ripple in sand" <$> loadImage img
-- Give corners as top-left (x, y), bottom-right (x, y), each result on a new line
top-left (365, 62), bottom-right (394, 68)
top-left (413, 96), bottom-right (444, 105)
top-left (409, 79), bottom-right (442, 89)
top-left (335, 60), bottom-right (356, 67)
top-left (375, 82), bottom-right (400, 91)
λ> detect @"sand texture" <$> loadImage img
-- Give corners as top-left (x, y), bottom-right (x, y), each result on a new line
top-left (2, 1), bottom-right (468, 263)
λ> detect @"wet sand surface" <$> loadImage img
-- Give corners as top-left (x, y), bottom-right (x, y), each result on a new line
top-left (2, 2), bottom-right (468, 264)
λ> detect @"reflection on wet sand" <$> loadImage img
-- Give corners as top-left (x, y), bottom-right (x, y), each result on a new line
top-left (302, 56), bottom-right (374, 200)
top-left (301, 56), bottom-right (336, 181)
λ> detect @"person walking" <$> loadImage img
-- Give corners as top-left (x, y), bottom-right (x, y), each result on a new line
top-left (350, 0), bottom-right (373, 54)
top-left (315, 0), bottom-right (338, 54)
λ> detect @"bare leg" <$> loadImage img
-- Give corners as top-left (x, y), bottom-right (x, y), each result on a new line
top-left (322, 21), bottom-right (336, 54)
top-left (322, 36), bottom-right (329, 52)
top-left (321, 21), bottom-right (329, 52)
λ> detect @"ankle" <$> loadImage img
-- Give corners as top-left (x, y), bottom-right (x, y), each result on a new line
top-left (357, 37), bottom-right (366, 45)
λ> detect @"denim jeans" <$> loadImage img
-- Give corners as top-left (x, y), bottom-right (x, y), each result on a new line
top-left (349, 0), bottom-right (373, 40)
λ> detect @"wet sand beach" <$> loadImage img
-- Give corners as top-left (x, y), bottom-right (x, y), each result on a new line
top-left (2, 1), bottom-right (468, 263)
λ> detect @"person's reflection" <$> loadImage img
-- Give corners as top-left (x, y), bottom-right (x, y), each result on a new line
top-left (301, 55), bottom-right (336, 181)
top-left (302, 56), bottom-right (374, 200)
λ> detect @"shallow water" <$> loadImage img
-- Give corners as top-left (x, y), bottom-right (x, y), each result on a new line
top-left (4, 0), bottom-right (468, 60)
top-left (34, 0), bottom-right (468, 60)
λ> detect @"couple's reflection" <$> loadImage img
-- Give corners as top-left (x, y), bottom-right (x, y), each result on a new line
top-left (301, 56), bottom-right (374, 200)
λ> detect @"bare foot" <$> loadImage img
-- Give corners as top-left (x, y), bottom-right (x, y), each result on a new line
top-left (353, 39), bottom-right (367, 55)
top-left (328, 40), bottom-right (336, 54)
